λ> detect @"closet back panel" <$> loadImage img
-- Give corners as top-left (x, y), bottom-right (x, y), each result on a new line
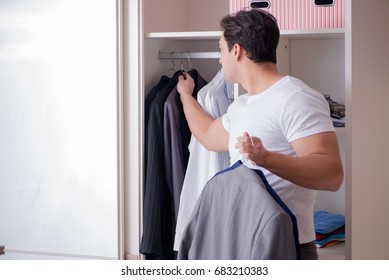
top-left (187, 0), bottom-right (229, 31)
top-left (144, 0), bottom-right (228, 33)
top-left (144, 0), bottom-right (187, 32)
top-left (289, 38), bottom-right (345, 104)
top-left (288, 38), bottom-right (345, 215)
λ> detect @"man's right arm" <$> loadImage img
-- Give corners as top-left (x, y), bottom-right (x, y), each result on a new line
top-left (177, 73), bottom-right (229, 152)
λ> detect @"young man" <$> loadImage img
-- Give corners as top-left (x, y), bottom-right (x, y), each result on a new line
top-left (176, 9), bottom-right (343, 259)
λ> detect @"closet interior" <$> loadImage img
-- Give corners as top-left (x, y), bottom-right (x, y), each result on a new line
top-left (142, 0), bottom-right (345, 259)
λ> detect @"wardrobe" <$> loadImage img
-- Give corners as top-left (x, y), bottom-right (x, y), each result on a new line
top-left (2, 0), bottom-right (386, 260)
top-left (126, 0), bottom-right (389, 260)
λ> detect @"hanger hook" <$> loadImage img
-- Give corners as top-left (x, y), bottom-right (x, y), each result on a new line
top-left (186, 52), bottom-right (192, 70)
top-left (170, 52), bottom-right (176, 71)
top-left (180, 52), bottom-right (184, 71)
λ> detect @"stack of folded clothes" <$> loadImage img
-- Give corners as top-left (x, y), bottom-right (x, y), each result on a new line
top-left (314, 211), bottom-right (345, 248)
top-left (323, 94), bottom-right (345, 120)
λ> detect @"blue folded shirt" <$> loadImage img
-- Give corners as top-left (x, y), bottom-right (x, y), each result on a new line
top-left (314, 211), bottom-right (345, 235)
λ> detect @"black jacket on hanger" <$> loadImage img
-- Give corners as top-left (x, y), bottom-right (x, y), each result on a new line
top-left (140, 70), bottom-right (207, 260)
top-left (144, 75), bottom-right (170, 179)
top-left (163, 70), bottom-right (207, 226)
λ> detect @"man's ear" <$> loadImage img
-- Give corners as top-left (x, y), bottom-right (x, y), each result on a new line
top-left (233, 44), bottom-right (244, 60)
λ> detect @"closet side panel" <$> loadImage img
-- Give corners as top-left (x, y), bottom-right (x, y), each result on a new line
top-left (347, 0), bottom-right (389, 260)
top-left (124, 0), bottom-right (143, 259)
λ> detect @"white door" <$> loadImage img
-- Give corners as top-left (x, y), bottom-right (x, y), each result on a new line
top-left (0, 0), bottom-right (122, 259)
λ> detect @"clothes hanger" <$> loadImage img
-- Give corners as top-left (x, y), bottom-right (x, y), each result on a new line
top-left (180, 52), bottom-right (184, 71)
top-left (167, 52), bottom-right (176, 75)
top-left (186, 52), bottom-right (192, 70)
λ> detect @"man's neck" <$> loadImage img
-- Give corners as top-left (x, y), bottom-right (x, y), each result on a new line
top-left (241, 63), bottom-right (283, 95)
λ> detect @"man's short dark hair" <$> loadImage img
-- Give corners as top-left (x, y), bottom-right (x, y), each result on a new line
top-left (220, 9), bottom-right (280, 64)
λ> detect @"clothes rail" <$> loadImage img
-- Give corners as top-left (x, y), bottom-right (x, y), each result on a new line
top-left (158, 51), bottom-right (220, 60)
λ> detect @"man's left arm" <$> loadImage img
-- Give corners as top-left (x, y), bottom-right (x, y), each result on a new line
top-left (236, 131), bottom-right (344, 191)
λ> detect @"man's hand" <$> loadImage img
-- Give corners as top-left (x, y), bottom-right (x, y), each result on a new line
top-left (177, 72), bottom-right (195, 98)
top-left (235, 131), bottom-right (268, 167)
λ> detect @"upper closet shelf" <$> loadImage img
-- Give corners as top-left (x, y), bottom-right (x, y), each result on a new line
top-left (145, 31), bottom-right (222, 40)
top-left (146, 29), bottom-right (345, 40)
top-left (281, 28), bottom-right (345, 39)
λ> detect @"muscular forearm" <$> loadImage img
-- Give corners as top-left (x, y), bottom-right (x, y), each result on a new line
top-left (180, 94), bottom-right (215, 146)
top-left (237, 131), bottom-right (344, 191)
top-left (262, 151), bottom-right (343, 191)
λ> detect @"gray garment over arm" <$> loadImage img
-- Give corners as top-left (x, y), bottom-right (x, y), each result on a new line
top-left (178, 161), bottom-right (299, 260)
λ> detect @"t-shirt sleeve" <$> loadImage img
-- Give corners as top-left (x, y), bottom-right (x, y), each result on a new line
top-left (281, 90), bottom-right (335, 143)
top-left (221, 113), bottom-right (231, 133)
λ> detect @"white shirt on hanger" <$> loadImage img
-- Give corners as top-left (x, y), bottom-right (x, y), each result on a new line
top-left (174, 69), bottom-right (234, 251)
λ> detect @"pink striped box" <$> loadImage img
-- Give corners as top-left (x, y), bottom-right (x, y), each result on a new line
top-left (229, 0), bottom-right (345, 30)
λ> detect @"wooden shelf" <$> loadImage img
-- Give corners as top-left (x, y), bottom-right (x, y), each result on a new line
top-left (281, 28), bottom-right (345, 39)
top-left (317, 242), bottom-right (345, 260)
top-left (145, 31), bottom-right (222, 40)
top-left (145, 29), bottom-right (345, 40)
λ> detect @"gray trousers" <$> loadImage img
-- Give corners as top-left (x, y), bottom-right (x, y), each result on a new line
top-left (300, 241), bottom-right (318, 260)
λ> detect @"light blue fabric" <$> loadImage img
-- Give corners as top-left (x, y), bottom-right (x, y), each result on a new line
top-left (197, 68), bottom-right (234, 118)
top-left (314, 211), bottom-right (345, 235)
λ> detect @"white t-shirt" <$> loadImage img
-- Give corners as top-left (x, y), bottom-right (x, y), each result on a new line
top-left (222, 75), bottom-right (334, 244)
